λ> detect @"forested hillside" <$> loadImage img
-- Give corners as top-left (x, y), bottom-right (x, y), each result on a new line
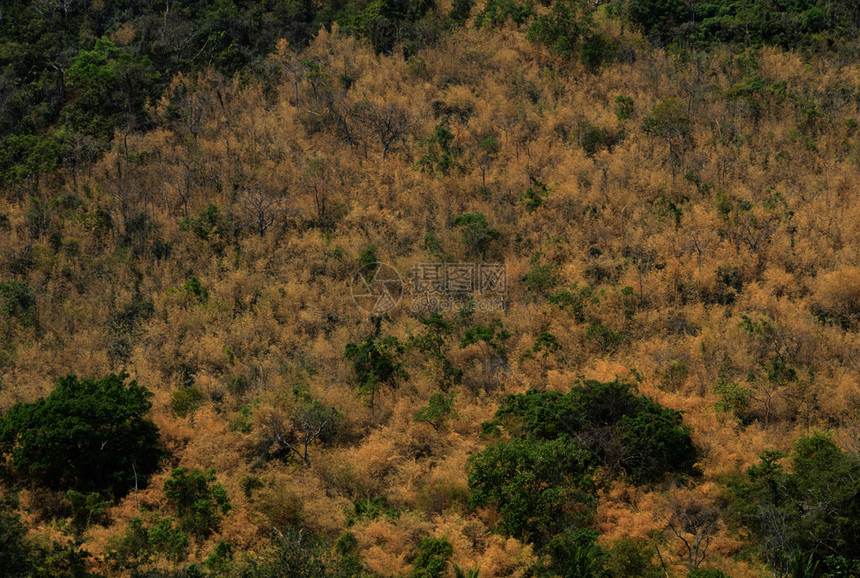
top-left (2, 1), bottom-right (860, 576)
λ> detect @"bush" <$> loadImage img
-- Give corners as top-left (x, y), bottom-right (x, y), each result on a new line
top-left (0, 371), bottom-right (162, 497)
top-left (0, 498), bottom-right (33, 576)
top-left (0, 280), bottom-right (36, 327)
top-left (412, 537), bottom-right (453, 578)
top-left (468, 436), bottom-right (594, 544)
top-left (486, 379), bottom-right (697, 483)
top-left (729, 435), bottom-right (860, 576)
top-left (163, 468), bottom-right (231, 539)
top-left (171, 385), bottom-right (205, 417)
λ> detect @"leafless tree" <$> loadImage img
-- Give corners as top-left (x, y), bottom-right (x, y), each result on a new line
top-left (264, 402), bottom-right (339, 468)
top-left (355, 101), bottom-right (417, 159)
top-left (237, 186), bottom-right (293, 237)
top-left (663, 491), bottom-right (721, 569)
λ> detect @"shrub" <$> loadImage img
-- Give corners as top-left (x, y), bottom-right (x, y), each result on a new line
top-left (171, 385), bottom-right (205, 418)
top-left (0, 280), bottom-right (36, 327)
top-left (412, 537), bottom-right (453, 578)
top-left (163, 467), bottom-right (231, 539)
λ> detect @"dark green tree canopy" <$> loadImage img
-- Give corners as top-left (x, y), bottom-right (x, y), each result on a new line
top-left (730, 434), bottom-right (860, 576)
top-left (486, 379), bottom-right (698, 483)
top-left (468, 435), bottom-right (595, 545)
top-left (0, 371), bottom-right (163, 497)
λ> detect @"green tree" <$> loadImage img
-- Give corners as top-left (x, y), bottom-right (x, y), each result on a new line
top-left (64, 37), bottom-right (159, 141)
top-left (163, 467), bottom-right (231, 539)
top-left (67, 490), bottom-right (111, 537)
top-left (0, 280), bottom-right (36, 327)
top-left (460, 318), bottom-right (510, 385)
top-left (527, 0), bottom-right (593, 57)
top-left (486, 380), bottom-right (697, 483)
top-left (107, 515), bottom-right (189, 574)
top-left (345, 330), bottom-right (407, 413)
top-left (520, 174), bottom-right (550, 212)
top-left (0, 371), bottom-right (162, 497)
top-left (417, 125), bottom-right (460, 175)
top-left (468, 436), bottom-right (595, 545)
top-left (407, 313), bottom-right (463, 389)
top-left (414, 392), bottom-right (457, 430)
top-left (412, 537), bottom-right (454, 578)
top-left (643, 97), bottom-right (691, 184)
top-left (454, 213), bottom-right (500, 258)
top-left (0, 497), bottom-right (34, 577)
top-left (476, 136), bottom-right (500, 193)
top-left (729, 434), bottom-right (860, 576)
top-left (543, 528), bottom-right (611, 577)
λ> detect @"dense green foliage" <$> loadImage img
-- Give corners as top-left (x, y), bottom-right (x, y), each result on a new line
top-left (469, 435), bottom-right (595, 544)
top-left (487, 379), bottom-right (698, 482)
top-left (470, 379), bottom-right (698, 572)
top-left (345, 328), bottom-right (407, 411)
top-left (163, 467), bottom-right (231, 538)
top-left (411, 536), bottom-right (454, 578)
top-left (0, 371), bottom-right (162, 497)
top-left (626, 0), bottom-right (860, 48)
top-left (729, 434), bottom-right (860, 576)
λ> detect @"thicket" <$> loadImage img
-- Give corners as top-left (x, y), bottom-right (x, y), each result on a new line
top-left (2, 0), bottom-right (860, 575)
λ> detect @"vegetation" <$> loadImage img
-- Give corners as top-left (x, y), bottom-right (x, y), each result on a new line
top-left (2, 0), bottom-right (860, 575)
top-left (0, 372), bottom-right (161, 497)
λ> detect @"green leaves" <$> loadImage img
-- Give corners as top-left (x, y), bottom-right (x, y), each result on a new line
top-left (414, 392), bottom-right (457, 430)
top-left (453, 213), bottom-right (500, 259)
top-left (107, 515), bottom-right (189, 572)
top-left (345, 332), bottom-right (407, 411)
top-left (468, 436), bottom-right (595, 544)
top-left (527, 0), bottom-right (594, 58)
top-left (163, 467), bottom-right (231, 539)
top-left (488, 380), bottom-right (698, 483)
top-left (412, 537), bottom-right (454, 578)
top-left (0, 371), bottom-right (162, 497)
top-left (0, 280), bottom-right (36, 327)
top-left (469, 380), bottom-right (697, 575)
top-left (730, 434), bottom-right (860, 576)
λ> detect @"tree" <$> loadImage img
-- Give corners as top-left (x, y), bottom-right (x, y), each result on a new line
top-left (345, 329), bottom-right (407, 413)
top-left (453, 213), bottom-right (500, 258)
top-left (0, 371), bottom-right (162, 497)
top-left (468, 435), bottom-right (595, 546)
top-left (663, 490), bottom-right (720, 569)
top-left (414, 392), bottom-right (457, 430)
top-left (418, 125), bottom-right (460, 175)
top-left (163, 467), bottom-right (231, 539)
top-left (407, 313), bottom-right (463, 389)
top-left (0, 280), bottom-right (36, 327)
top-left (0, 498), bottom-right (34, 577)
top-left (475, 136), bottom-right (500, 193)
top-left (412, 537), bottom-right (453, 578)
top-left (238, 185), bottom-right (291, 237)
top-left (265, 401), bottom-right (341, 467)
top-left (644, 97), bottom-right (691, 184)
top-left (460, 318), bottom-right (510, 386)
top-left (107, 515), bottom-right (189, 574)
top-left (486, 380), bottom-right (698, 483)
top-left (543, 529), bottom-right (611, 577)
top-left (527, 0), bottom-right (593, 57)
top-left (355, 100), bottom-right (416, 160)
top-left (729, 435), bottom-right (860, 576)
